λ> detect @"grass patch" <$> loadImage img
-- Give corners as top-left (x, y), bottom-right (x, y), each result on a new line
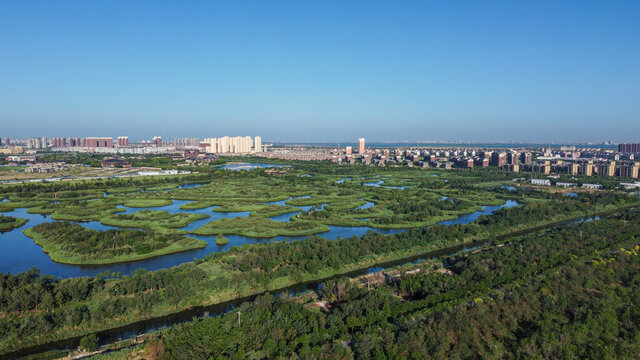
top-left (101, 209), bottom-right (209, 230)
top-left (180, 201), bottom-right (218, 209)
top-left (0, 200), bottom-right (49, 212)
top-left (0, 215), bottom-right (28, 231)
top-left (251, 205), bottom-right (301, 217)
top-left (190, 215), bottom-right (329, 238)
top-left (46, 200), bottom-right (126, 221)
top-left (123, 199), bottom-right (173, 208)
top-left (215, 235), bottom-right (230, 245)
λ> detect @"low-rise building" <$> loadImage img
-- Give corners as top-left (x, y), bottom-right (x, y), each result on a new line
top-left (531, 179), bottom-right (551, 186)
top-left (582, 183), bottom-right (603, 190)
top-left (101, 157), bottom-right (132, 168)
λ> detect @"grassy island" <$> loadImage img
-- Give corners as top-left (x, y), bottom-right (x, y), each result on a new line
top-left (0, 215), bottom-right (28, 231)
top-left (24, 222), bottom-right (206, 265)
top-left (212, 203), bottom-right (302, 217)
top-left (31, 200), bottom-right (127, 221)
top-left (122, 199), bottom-right (173, 208)
top-left (190, 215), bottom-right (329, 237)
top-left (0, 200), bottom-right (49, 212)
top-left (180, 201), bottom-right (218, 209)
top-left (100, 209), bottom-right (209, 232)
top-left (251, 205), bottom-right (302, 217)
top-left (215, 235), bottom-right (230, 245)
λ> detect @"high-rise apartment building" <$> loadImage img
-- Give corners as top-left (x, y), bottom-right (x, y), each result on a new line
top-left (358, 138), bottom-right (366, 154)
top-left (619, 163), bottom-right (640, 178)
top-left (204, 136), bottom-right (259, 154)
top-left (117, 136), bottom-right (129, 146)
top-left (172, 138), bottom-right (199, 147)
top-left (619, 143), bottom-right (640, 153)
top-left (491, 152), bottom-right (507, 167)
top-left (507, 152), bottom-right (520, 165)
top-left (254, 136), bottom-right (262, 153)
top-left (85, 137), bottom-right (114, 148)
top-left (27, 137), bottom-right (46, 149)
top-left (520, 152), bottom-right (533, 165)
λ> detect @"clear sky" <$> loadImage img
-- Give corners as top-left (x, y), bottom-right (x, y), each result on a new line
top-left (1, 1), bottom-right (639, 142)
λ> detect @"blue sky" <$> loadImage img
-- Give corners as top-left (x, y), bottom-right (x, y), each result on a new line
top-left (1, 1), bottom-right (639, 142)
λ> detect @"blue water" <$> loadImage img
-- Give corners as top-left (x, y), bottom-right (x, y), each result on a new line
top-left (437, 200), bottom-right (519, 226)
top-left (499, 185), bottom-right (517, 192)
top-left (0, 195), bottom-right (519, 278)
top-left (363, 179), bottom-right (407, 190)
top-left (356, 200), bottom-right (375, 210)
top-left (219, 163), bottom-right (290, 171)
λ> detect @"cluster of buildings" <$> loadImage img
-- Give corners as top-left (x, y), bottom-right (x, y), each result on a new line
top-left (203, 136), bottom-right (262, 154)
top-left (496, 145), bottom-right (640, 179)
top-left (100, 157), bottom-right (132, 168)
top-left (3, 134), bottom-right (269, 158)
top-left (619, 143), bottom-right (640, 153)
top-left (171, 138), bottom-right (199, 147)
top-left (27, 137), bottom-right (49, 149)
top-left (329, 140), bottom-right (640, 179)
top-left (263, 146), bottom-right (334, 161)
top-left (25, 162), bottom-right (72, 173)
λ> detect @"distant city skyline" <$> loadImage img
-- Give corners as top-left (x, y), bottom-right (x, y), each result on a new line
top-left (0, 134), bottom-right (634, 146)
top-left (1, 1), bottom-right (639, 142)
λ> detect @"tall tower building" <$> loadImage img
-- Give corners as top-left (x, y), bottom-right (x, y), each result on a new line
top-left (218, 136), bottom-right (229, 153)
top-left (358, 138), bottom-right (366, 154)
top-left (204, 138), bottom-right (218, 153)
top-left (244, 136), bottom-right (253, 153)
top-left (254, 136), bottom-right (262, 153)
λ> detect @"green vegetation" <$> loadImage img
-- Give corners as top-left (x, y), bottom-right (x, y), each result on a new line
top-left (35, 200), bottom-right (126, 221)
top-left (0, 200), bottom-right (48, 212)
top-left (3, 201), bottom-right (637, 355)
top-left (2, 160), bottom-right (640, 356)
top-left (190, 215), bottom-right (330, 237)
top-left (79, 334), bottom-right (99, 352)
top-left (159, 210), bottom-right (640, 359)
top-left (215, 235), bottom-right (229, 245)
top-left (211, 202), bottom-right (264, 212)
top-left (0, 215), bottom-right (28, 231)
top-left (123, 199), bottom-right (173, 208)
top-left (211, 203), bottom-right (301, 217)
top-left (23, 222), bottom-right (206, 265)
top-left (251, 204), bottom-right (302, 217)
top-left (100, 209), bottom-right (209, 232)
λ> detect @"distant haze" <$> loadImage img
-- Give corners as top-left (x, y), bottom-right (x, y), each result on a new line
top-left (1, 1), bottom-right (639, 142)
